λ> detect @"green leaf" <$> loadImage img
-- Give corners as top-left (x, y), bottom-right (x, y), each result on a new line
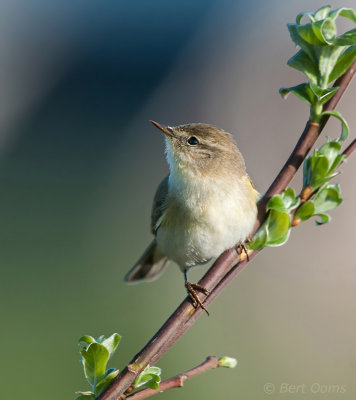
top-left (304, 139), bottom-right (345, 189)
top-left (318, 19), bottom-right (337, 42)
top-left (315, 213), bottom-right (330, 225)
top-left (297, 18), bottom-right (337, 46)
top-left (296, 12), bottom-right (315, 24)
top-left (267, 189), bottom-right (300, 213)
top-left (313, 184), bottom-right (343, 213)
top-left (287, 50), bottom-right (318, 82)
top-left (309, 153), bottom-right (329, 187)
top-left (309, 82), bottom-right (338, 104)
top-left (218, 356), bottom-right (238, 368)
top-left (249, 208), bottom-right (292, 249)
top-left (295, 201), bottom-right (315, 221)
top-left (246, 222), bottom-right (268, 250)
top-left (319, 140), bottom-right (341, 160)
top-left (321, 110), bottom-right (349, 140)
top-left (332, 29), bottom-right (356, 46)
top-left (95, 369), bottom-right (120, 396)
top-left (318, 45), bottom-right (346, 87)
top-left (329, 46), bottom-right (356, 82)
top-left (81, 343), bottom-right (109, 387)
top-left (134, 365), bottom-right (162, 390)
top-left (280, 83), bottom-right (315, 104)
top-left (79, 336), bottom-right (96, 350)
top-left (314, 5), bottom-right (332, 21)
top-left (145, 377), bottom-right (160, 390)
top-left (281, 187), bottom-right (300, 211)
top-left (288, 24), bottom-right (317, 63)
top-left (329, 154), bottom-right (345, 174)
top-left (329, 8), bottom-right (356, 23)
top-left (303, 151), bottom-right (333, 189)
top-left (265, 210), bottom-right (291, 247)
top-left (267, 195), bottom-right (286, 213)
top-left (282, 188), bottom-right (297, 204)
top-left (297, 21), bottom-right (327, 45)
top-left (100, 333), bottom-right (121, 359)
top-left (318, 141), bottom-right (343, 173)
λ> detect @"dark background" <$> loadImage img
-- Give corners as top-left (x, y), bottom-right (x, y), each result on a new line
top-left (1, 1), bottom-right (355, 399)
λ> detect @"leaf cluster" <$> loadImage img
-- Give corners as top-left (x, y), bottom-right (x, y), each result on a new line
top-left (248, 138), bottom-right (345, 250)
top-left (133, 365), bottom-right (162, 390)
top-left (76, 334), bottom-right (121, 399)
top-left (75, 333), bottom-right (162, 399)
top-left (248, 6), bottom-right (354, 252)
top-left (303, 139), bottom-right (346, 189)
top-left (295, 184), bottom-right (342, 225)
top-left (280, 6), bottom-right (356, 122)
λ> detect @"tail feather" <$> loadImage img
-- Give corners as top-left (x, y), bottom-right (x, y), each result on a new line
top-left (125, 240), bottom-right (168, 282)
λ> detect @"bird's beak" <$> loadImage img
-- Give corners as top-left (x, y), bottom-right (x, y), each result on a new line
top-left (150, 120), bottom-right (175, 138)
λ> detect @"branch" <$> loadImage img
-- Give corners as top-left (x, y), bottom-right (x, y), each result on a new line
top-left (98, 61), bottom-right (356, 400)
top-left (123, 356), bottom-right (221, 400)
top-left (343, 138), bottom-right (356, 158)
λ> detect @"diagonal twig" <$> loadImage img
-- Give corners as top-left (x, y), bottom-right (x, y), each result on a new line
top-left (122, 356), bottom-right (222, 400)
top-left (342, 138), bottom-right (356, 158)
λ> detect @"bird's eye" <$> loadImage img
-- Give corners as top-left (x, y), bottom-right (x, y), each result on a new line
top-left (187, 136), bottom-right (199, 145)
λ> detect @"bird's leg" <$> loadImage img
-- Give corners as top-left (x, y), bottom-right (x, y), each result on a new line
top-left (184, 270), bottom-right (210, 316)
top-left (236, 242), bottom-right (249, 261)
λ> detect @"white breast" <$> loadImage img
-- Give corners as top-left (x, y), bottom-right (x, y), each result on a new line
top-left (156, 168), bottom-right (257, 270)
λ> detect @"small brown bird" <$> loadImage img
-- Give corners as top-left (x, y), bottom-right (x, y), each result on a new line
top-left (125, 121), bottom-right (258, 314)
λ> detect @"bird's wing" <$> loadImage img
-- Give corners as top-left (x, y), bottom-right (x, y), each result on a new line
top-left (151, 175), bottom-right (169, 234)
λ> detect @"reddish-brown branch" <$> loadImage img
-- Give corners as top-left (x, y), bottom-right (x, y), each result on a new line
top-left (98, 61), bottom-right (356, 400)
top-left (343, 138), bottom-right (356, 158)
top-left (124, 356), bottom-right (220, 400)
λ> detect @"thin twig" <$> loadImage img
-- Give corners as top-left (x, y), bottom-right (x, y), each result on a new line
top-left (98, 61), bottom-right (356, 400)
top-left (124, 357), bottom-right (220, 400)
top-left (343, 138), bottom-right (356, 158)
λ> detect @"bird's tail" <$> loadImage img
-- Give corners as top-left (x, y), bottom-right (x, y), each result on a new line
top-left (124, 240), bottom-right (168, 282)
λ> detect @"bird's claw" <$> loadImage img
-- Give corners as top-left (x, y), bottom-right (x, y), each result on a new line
top-left (185, 281), bottom-right (210, 316)
top-left (236, 243), bottom-right (249, 261)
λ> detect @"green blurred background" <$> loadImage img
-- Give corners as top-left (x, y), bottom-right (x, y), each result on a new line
top-left (1, 1), bottom-right (355, 399)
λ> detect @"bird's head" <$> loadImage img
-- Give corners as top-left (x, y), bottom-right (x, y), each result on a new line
top-left (150, 120), bottom-right (246, 178)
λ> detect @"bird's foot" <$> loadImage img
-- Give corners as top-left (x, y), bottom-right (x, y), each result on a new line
top-left (185, 281), bottom-right (210, 316)
top-left (236, 243), bottom-right (249, 261)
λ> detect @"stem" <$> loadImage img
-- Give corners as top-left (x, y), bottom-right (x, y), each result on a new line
top-left (311, 102), bottom-right (323, 122)
top-left (342, 138), bottom-right (356, 158)
top-left (124, 357), bottom-right (220, 400)
top-left (97, 61), bottom-right (356, 400)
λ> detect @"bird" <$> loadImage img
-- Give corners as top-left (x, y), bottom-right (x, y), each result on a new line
top-left (125, 121), bottom-right (258, 314)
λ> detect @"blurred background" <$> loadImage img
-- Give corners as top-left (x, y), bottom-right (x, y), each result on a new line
top-left (0, 0), bottom-right (355, 399)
